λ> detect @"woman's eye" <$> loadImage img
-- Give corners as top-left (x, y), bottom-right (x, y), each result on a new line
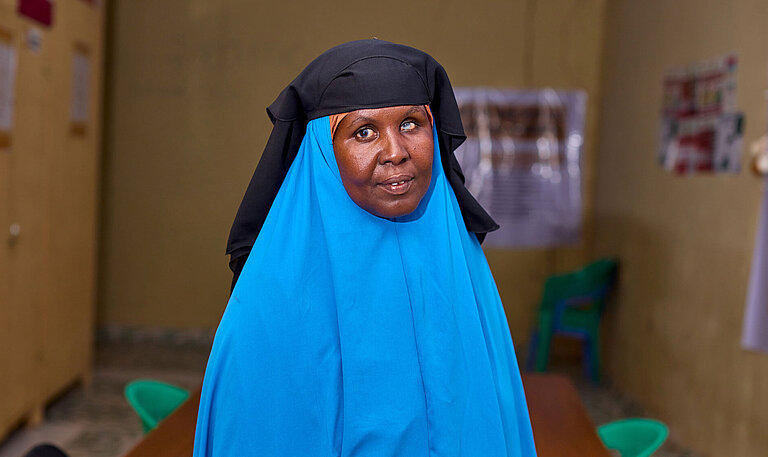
top-left (355, 128), bottom-right (374, 140)
top-left (401, 121), bottom-right (416, 131)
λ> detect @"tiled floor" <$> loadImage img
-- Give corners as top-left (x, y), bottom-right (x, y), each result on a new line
top-left (0, 335), bottom-right (210, 457)
top-left (574, 381), bottom-right (701, 457)
top-left (0, 332), bottom-right (701, 457)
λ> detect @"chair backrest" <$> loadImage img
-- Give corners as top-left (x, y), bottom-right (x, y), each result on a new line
top-left (124, 379), bottom-right (190, 433)
top-left (598, 418), bottom-right (669, 457)
top-left (541, 258), bottom-right (618, 311)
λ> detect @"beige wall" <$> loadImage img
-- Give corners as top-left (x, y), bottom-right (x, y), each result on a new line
top-left (101, 0), bottom-right (607, 340)
top-left (596, 1), bottom-right (768, 455)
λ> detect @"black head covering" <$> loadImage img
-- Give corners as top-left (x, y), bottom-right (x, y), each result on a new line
top-left (227, 39), bottom-right (498, 283)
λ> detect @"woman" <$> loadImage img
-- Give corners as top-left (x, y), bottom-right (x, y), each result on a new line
top-left (195, 39), bottom-right (537, 456)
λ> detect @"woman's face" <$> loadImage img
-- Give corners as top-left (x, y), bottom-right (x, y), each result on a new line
top-left (332, 105), bottom-right (433, 218)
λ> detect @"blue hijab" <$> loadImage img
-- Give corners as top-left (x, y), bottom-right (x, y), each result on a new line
top-left (194, 116), bottom-right (537, 456)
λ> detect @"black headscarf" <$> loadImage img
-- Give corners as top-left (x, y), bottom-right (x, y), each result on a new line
top-left (227, 39), bottom-right (498, 285)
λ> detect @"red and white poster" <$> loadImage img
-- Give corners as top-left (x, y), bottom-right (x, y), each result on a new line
top-left (658, 53), bottom-right (744, 175)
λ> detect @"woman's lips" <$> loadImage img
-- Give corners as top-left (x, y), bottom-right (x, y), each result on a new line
top-left (378, 175), bottom-right (414, 195)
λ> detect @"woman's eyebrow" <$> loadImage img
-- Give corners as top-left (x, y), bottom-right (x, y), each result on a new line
top-left (348, 115), bottom-right (375, 126)
top-left (404, 106), bottom-right (426, 117)
top-left (348, 106), bottom-right (427, 127)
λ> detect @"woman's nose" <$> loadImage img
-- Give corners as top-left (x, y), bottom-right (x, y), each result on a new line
top-left (379, 132), bottom-right (410, 165)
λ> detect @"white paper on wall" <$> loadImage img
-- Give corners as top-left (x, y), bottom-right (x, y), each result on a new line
top-left (742, 178), bottom-right (768, 352)
top-left (0, 30), bottom-right (16, 149)
top-left (453, 88), bottom-right (586, 248)
top-left (70, 44), bottom-right (90, 134)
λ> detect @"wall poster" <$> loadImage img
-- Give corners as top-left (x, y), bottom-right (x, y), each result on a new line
top-left (453, 88), bottom-right (586, 248)
top-left (70, 42), bottom-right (90, 136)
top-left (0, 28), bottom-right (16, 151)
top-left (742, 177), bottom-right (768, 352)
top-left (741, 98), bottom-right (768, 353)
top-left (659, 53), bottom-right (744, 175)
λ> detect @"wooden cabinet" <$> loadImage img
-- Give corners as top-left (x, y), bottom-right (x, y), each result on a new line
top-left (0, 0), bottom-right (104, 440)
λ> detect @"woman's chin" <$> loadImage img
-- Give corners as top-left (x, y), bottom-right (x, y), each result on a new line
top-left (365, 198), bottom-right (421, 219)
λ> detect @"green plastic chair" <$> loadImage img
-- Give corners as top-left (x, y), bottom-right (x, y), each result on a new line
top-left (526, 258), bottom-right (618, 382)
top-left (125, 379), bottom-right (190, 433)
top-left (598, 418), bottom-right (669, 457)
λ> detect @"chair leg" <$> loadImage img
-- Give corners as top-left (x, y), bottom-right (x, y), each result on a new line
top-left (582, 337), bottom-right (592, 380)
top-left (525, 330), bottom-right (538, 371)
top-left (588, 330), bottom-right (601, 383)
top-left (534, 315), bottom-right (554, 372)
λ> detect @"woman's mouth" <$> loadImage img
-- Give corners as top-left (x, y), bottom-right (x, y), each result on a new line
top-left (378, 175), bottom-right (414, 195)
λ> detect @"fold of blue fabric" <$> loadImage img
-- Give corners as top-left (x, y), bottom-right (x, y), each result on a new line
top-left (194, 117), bottom-right (537, 457)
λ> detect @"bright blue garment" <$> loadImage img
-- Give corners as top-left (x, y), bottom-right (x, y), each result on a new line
top-left (194, 117), bottom-right (537, 457)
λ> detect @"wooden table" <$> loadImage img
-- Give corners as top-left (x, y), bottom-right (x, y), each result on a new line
top-left (522, 374), bottom-right (612, 457)
top-left (124, 374), bottom-right (610, 457)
